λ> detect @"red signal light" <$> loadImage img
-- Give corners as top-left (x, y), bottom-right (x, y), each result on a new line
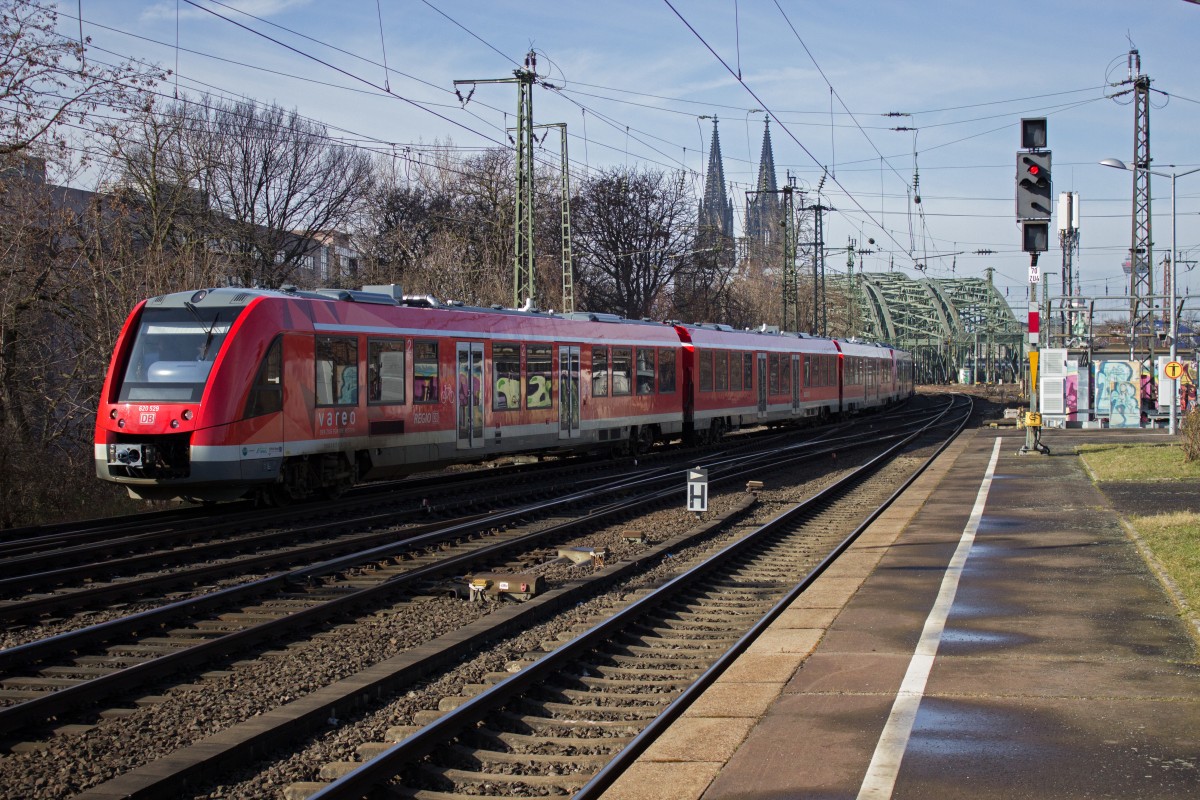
top-left (1027, 164), bottom-right (1040, 176)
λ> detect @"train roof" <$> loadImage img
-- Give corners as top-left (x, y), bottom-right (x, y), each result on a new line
top-left (138, 286), bottom-right (907, 356)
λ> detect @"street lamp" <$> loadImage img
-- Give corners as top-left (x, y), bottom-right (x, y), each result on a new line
top-left (1101, 158), bottom-right (1200, 435)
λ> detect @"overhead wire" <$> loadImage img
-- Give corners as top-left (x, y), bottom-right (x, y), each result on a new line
top-left (660, 0), bottom-right (915, 266)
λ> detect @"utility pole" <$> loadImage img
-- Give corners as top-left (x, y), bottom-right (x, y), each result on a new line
top-left (1058, 192), bottom-right (1080, 343)
top-left (532, 123), bottom-right (573, 312)
top-left (802, 196), bottom-right (831, 336)
top-left (746, 173), bottom-right (800, 332)
top-left (456, 51), bottom-right (539, 309)
top-left (782, 177), bottom-right (797, 332)
top-left (847, 237), bottom-right (858, 339)
top-left (1109, 49), bottom-right (1154, 361)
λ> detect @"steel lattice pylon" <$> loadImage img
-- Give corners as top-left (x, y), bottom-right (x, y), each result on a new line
top-left (838, 272), bottom-right (1024, 384)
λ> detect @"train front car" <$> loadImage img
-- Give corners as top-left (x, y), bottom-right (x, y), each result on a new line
top-left (95, 288), bottom-right (277, 502)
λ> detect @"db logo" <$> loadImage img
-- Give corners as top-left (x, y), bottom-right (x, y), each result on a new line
top-left (140, 412), bottom-right (156, 424)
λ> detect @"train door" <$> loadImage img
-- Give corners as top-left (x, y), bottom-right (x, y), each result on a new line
top-left (559, 345), bottom-right (580, 440)
top-left (756, 352), bottom-right (768, 418)
top-left (791, 354), bottom-right (801, 413)
top-left (456, 342), bottom-right (484, 450)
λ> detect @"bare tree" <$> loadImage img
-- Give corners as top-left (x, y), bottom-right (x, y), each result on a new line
top-left (0, 0), bottom-right (161, 162)
top-left (176, 96), bottom-right (373, 287)
top-left (573, 166), bottom-right (695, 320)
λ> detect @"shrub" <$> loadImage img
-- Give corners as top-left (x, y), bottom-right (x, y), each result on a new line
top-left (1180, 408), bottom-right (1200, 463)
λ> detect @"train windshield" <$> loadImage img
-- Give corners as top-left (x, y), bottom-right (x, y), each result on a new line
top-left (117, 305), bottom-right (242, 402)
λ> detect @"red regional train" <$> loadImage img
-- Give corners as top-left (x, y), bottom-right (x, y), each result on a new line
top-left (95, 285), bottom-right (914, 503)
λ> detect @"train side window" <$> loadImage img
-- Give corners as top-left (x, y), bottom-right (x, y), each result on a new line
top-left (714, 351), bottom-right (728, 391)
top-left (698, 349), bottom-right (713, 392)
top-left (592, 346), bottom-right (609, 397)
top-left (493, 342), bottom-right (521, 410)
top-left (611, 347), bottom-right (632, 396)
top-left (779, 353), bottom-right (790, 393)
top-left (527, 345), bottom-right (552, 408)
top-left (368, 339), bottom-right (406, 404)
top-left (658, 348), bottom-right (676, 393)
top-left (243, 336), bottom-right (283, 418)
top-left (316, 336), bottom-right (358, 406)
top-left (729, 351), bottom-right (742, 391)
top-left (768, 353), bottom-right (780, 395)
top-left (413, 340), bottom-right (439, 404)
top-left (743, 352), bottom-right (753, 390)
top-left (636, 348), bottom-right (655, 394)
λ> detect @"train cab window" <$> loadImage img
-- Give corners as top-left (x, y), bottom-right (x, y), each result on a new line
top-left (658, 348), bottom-right (676, 393)
top-left (527, 345), bottom-right (552, 408)
top-left (743, 352), bottom-right (753, 391)
top-left (117, 304), bottom-right (242, 403)
top-left (413, 341), bottom-right (439, 404)
top-left (368, 339), bottom-right (406, 404)
top-left (316, 336), bottom-right (358, 406)
top-left (714, 351), bottom-right (728, 391)
top-left (698, 350), bottom-right (713, 392)
top-left (243, 336), bottom-right (283, 418)
top-left (768, 353), bottom-right (780, 395)
top-left (611, 347), bottom-right (632, 396)
top-left (636, 348), bottom-right (655, 395)
top-left (592, 347), bottom-right (609, 397)
top-left (493, 342), bottom-right (521, 410)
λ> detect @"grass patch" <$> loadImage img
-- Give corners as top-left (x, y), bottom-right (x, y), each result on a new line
top-left (1129, 511), bottom-right (1200, 619)
top-left (1077, 443), bottom-right (1200, 482)
top-left (1079, 442), bottom-right (1200, 636)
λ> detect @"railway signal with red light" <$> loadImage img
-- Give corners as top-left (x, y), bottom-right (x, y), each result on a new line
top-left (1016, 151), bottom-right (1052, 220)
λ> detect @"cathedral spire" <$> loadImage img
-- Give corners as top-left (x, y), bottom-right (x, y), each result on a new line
top-left (756, 118), bottom-right (778, 194)
top-left (747, 119), bottom-right (780, 245)
top-left (699, 116), bottom-right (733, 237)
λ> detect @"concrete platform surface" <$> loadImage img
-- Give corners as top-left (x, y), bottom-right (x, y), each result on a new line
top-left (601, 428), bottom-right (1200, 800)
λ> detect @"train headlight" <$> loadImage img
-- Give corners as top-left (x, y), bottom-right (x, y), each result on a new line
top-left (182, 409), bottom-right (192, 421)
top-left (109, 408), bottom-right (118, 419)
top-left (170, 419), bottom-right (180, 429)
top-left (117, 418), bottom-right (125, 428)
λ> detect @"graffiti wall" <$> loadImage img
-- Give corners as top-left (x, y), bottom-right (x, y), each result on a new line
top-left (1094, 360), bottom-right (1142, 428)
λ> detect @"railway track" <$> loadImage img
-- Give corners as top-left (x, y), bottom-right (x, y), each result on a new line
top-left (286, 395), bottom-right (970, 800)
top-left (0, 396), bottom-right (971, 799)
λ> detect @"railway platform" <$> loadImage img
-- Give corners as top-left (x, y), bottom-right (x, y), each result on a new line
top-left (602, 426), bottom-right (1200, 799)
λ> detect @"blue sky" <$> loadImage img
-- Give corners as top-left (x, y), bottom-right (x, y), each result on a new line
top-left (61, 1), bottom-right (1200, 309)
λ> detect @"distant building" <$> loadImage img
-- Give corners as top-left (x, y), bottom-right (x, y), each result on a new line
top-left (1, 155), bottom-right (358, 288)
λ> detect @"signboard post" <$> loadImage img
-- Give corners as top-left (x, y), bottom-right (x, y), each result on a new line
top-left (687, 467), bottom-right (708, 514)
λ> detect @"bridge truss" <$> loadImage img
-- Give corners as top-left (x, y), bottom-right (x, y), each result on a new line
top-left (839, 272), bottom-right (1025, 384)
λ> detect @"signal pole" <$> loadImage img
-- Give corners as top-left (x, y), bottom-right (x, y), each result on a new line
top-left (1016, 117), bottom-right (1050, 455)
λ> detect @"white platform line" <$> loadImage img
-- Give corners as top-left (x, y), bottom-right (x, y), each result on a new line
top-left (856, 437), bottom-right (1003, 800)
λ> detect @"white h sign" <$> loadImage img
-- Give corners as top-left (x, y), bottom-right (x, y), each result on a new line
top-left (687, 467), bottom-right (708, 512)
